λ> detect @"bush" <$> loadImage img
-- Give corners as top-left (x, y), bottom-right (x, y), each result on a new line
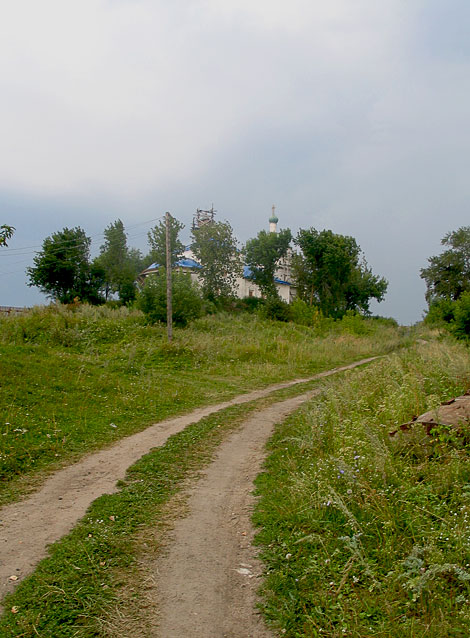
top-left (451, 291), bottom-right (470, 339)
top-left (201, 296), bottom-right (265, 315)
top-left (239, 296), bottom-right (265, 313)
top-left (337, 310), bottom-right (372, 335)
top-left (289, 298), bottom-right (315, 325)
top-left (259, 297), bottom-right (292, 322)
top-left (368, 315), bottom-right (399, 328)
top-left (422, 293), bottom-right (470, 340)
top-left (424, 298), bottom-right (456, 325)
top-left (137, 271), bottom-right (203, 326)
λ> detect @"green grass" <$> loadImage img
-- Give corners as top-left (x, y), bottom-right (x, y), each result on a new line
top-left (0, 304), bottom-right (406, 506)
top-left (254, 340), bottom-right (470, 637)
top-left (0, 379), bottom-right (329, 638)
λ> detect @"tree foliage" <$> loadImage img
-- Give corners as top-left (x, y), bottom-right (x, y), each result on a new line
top-left (148, 216), bottom-right (185, 269)
top-left (27, 227), bottom-right (104, 304)
top-left (191, 220), bottom-right (242, 299)
top-left (420, 226), bottom-right (470, 304)
top-left (244, 229), bottom-right (292, 299)
top-left (94, 219), bottom-right (143, 304)
top-left (294, 228), bottom-right (387, 318)
top-left (137, 270), bottom-right (203, 326)
top-left (0, 225), bottom-right (14, 247)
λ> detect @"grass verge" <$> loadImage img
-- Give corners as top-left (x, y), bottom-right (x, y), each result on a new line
top-left (254, 340), bottom-right (470, 637)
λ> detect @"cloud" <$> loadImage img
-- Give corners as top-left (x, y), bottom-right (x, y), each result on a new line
top-left (0, 0), bottom-right (419, 196)
top-left (1, 1), bottom-right (470, 324)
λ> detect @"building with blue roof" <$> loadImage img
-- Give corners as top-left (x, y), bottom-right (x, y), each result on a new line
top-left (140, 210), bottom-right (296, 303)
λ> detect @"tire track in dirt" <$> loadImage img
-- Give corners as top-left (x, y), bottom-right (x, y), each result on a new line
top-left (0, 357), bottom-right (377, 603)
top-left (153, 389), bottom-right (318, 638)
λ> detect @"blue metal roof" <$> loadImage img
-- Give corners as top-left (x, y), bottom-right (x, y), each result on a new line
top-left (147, 259), bottom-right (202, 270)
top-left (243, 265), bottom-right (291, 286)
top-left (177, 258), bottom-right (202, 269)
top-left (147, 261), bottom-right (290, 285)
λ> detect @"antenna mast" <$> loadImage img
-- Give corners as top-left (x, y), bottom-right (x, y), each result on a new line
top-left (192, 204), bottom-right (216, 230)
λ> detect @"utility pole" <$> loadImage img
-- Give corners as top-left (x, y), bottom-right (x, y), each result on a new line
top-left (165, 211), bottom-right (173, 342)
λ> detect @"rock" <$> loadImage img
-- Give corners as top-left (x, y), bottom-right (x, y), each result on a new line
top-left (390, 392), bottom-right (470, 442)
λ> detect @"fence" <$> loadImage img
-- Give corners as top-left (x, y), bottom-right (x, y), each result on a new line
top-left (0, 306), bottom-right (30, 315)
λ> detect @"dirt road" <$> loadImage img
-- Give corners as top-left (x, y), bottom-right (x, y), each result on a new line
top-left (154, 389), bottom-right (318, 638)
top-left (0, 357), bottom-right (377, 610)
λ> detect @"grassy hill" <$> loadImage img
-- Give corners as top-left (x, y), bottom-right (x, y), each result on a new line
top-left (2, 306), bottom-right (470, 636)
top-left (0, 304), bottom-right (404, 506)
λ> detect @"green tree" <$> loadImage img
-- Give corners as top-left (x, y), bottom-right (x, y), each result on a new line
top-left (0, 225), bottom-right (14, 247)
top-left (420, 226), bottom-right (470, 304)
top-left (451, 291), bottom-right (470, 339)
top-left (137, 270), bottom-right (203, 326)
top-left (123, 247), bottom-right (147, 301)
top-left (148, 216), bottom-right (185, 269)
top-left (244, 229), bottom-right (292, 299)
top-left (94, 219), bottom-right (143, 304)
top-left (191, 220), bottom-right (242, 299)
top-left (27, 227), bottom-right (104, 304)
top-left (294, 228), bottom-right (387, 318)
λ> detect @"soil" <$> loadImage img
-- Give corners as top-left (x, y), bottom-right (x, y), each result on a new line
top-left (153, 389), bottom-right (318, 638)
top-left (0, 357), bottom-right (377, 626)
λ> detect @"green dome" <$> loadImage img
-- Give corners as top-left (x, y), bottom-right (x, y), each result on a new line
top-left (269, 215), bottom-right (279, 223)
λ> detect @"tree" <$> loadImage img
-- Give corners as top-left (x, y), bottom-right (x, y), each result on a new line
top-left (137, 270), bottom-right (203, 326)
top-left (244, 229), bottom-right (292, 299)
top-left (294, 228), bottom-right (387, 318)
top-left (0, 225), bottom-right (14, 247)
top-left (27, 227), bottom-right (104, 304)
top-left (94, 219), bottom-right (143, 304)
top-left (148, 216), bottom-right (184, 269)
top-left (420, 226), bottom-right (470, 304)
top-left (191, 220), bottom-right (242, 299)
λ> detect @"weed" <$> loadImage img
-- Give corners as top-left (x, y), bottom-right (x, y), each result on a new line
top-left (254, 341), bottom-right (470, 637)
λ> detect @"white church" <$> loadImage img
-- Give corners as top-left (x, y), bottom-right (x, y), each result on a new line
top-left (141, 208), bottom-right (296, 303)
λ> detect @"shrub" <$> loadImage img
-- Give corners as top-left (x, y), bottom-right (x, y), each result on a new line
top-left (239, 296), bottom-right (265, 313)
top-left (137, 271), bottom-right (203, 326)
top-left (424, 298), bottom-right (456, 325)
top-left (451, 291), bottom-right (470, 339)
top-left (289, 298), bottom-right (315, 326)
top-left (259, 297), bottom-right (292, 322)
top-left (338, 310), bottom-right (372, 335)
top-left (369, 315), bottom-right (399, 328)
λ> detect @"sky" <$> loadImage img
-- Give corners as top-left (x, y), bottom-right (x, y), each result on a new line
top-left (1, 0), bottom-right (469, 325)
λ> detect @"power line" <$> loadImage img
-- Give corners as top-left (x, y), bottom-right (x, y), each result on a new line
top-left (0, 268), bottom-right (30, 277)
top-left (0, 216), bottom-right (165, 256)
top-left (0, 217), bottom-right (168, 277)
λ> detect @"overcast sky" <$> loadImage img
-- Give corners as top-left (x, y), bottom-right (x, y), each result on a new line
top-left (1, 0), bottom-right (469, 324)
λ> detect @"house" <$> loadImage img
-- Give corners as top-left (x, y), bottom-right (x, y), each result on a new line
top-left (140, 209), bottom-right (297, 302)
